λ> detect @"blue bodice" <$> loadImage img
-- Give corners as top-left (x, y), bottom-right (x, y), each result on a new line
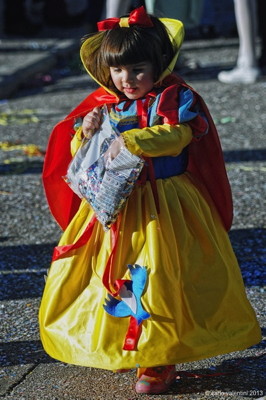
top-left (109, 87), bottom-right (207, 179)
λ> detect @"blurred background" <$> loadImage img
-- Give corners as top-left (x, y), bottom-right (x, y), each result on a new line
top-left (0, 0), bottom-right (237, 39)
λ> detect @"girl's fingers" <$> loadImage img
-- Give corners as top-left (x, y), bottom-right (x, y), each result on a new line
top-left (83, 129), bottom-right (94, 139)
top-left (83, 115), bottom-right (99, 128)
top-left (93, 106), bottom-right (101, 115)
top-left (82, 107), bottom-right (102, 138)
top-left (90, 107), bottom-right (101, 124)
top-left (104, 137), bottom-right (125, 161)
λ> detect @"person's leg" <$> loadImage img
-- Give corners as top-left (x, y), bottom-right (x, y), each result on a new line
top-left (257, 0), bottom-right (266, 69)
top-left (218, 0), bottom-right (260, 83)
top-left (235, 0), bottom-right (257, 69)
top-left (105, 0), bottom-right (131, 18)
top-left (144, 0), bottom-right (155, 14)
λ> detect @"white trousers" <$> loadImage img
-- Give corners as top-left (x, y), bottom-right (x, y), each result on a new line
top-left (145, 0), bottom-right (204, 29)
top-left (234, 0), bottom-right (258, 68)
top-left (105, 0), bottom-right (131, 18)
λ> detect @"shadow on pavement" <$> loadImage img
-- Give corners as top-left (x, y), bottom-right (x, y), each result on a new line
top-left (180, 64), bottom-right (228, 81)
top-left (0, 340), bottom-right (54, 366)
top-left (179, 62), bottom-right (257, 82)
top-left (229, 228), bottom-right (266, 287)
top-left (0, 242), bottom-right (55, 301)
top-left (0, 229), bottom-right (265, 301)
top-left (0, 337), bottom-right (265, 398)
top-left (170, 349), bottom-right (265, 397)
top-left (0, 149), bottom-right (265, 176)
top-left (224, 149), bottom-right (266, 162)
top-left (0, 160), bottom-right (44, 175)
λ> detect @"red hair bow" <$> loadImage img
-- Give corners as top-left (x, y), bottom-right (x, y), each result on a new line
top-left (97, 6), bottom-right (153, 31)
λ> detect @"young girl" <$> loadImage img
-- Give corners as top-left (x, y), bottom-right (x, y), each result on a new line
top-left (39, 6), bottom-right (261, 395)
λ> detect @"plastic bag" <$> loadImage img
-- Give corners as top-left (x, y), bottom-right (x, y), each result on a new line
top-left (64, 106), bottom-right (144, 230)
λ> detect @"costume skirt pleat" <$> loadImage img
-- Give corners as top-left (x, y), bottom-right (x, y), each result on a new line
top-left (39, 172), bottom-right (261, 369)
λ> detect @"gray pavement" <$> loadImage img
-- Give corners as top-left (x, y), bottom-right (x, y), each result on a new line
top-left (0, 29), bottom-right (265, 400)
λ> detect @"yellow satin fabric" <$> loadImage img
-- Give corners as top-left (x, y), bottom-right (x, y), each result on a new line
top-left (122, 123), bottom-right (192, 157)
top-left (39, 170), bottom-right (261, 369)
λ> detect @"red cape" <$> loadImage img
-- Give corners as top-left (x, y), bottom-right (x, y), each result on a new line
top-left (42, 87), bottom-right (116, 230)
top-left (42, 79), bottom-right (233, 231)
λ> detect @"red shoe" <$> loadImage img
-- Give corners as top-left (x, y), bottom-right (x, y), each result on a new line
top-left (135, 365), bottom-right (176, 394)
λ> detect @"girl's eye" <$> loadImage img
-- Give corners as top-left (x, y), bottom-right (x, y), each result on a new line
top-left (133, 68), bottom-right (143, 73)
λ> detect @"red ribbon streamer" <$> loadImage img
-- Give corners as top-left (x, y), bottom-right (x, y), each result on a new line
top-left (123, 316), bottom-right (142, 351)
top-left (101, 218), bottom-right (121, 295)
top-left (52, 215), bottom-right (97, 261)
top-left (136, 98), bottom-right (160, 214)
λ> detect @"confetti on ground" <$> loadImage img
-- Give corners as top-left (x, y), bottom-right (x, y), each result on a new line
top-left (226, 165), bottom-right (266, 172)
top-left (0, 142), bottom-right (45, 156)
top-left (0, 190), bottom-right (12, 195)
top-left (0, 109), bottom-right (40, 125)
top-left (213, 116), bottom-right (236, 124)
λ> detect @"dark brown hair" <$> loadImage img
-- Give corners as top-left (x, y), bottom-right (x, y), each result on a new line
top-left (82, 15), bottom-right (176, 91)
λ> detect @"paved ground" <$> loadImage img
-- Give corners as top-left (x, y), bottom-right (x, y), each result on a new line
top-left (0, 27), bottom-right (265, 400)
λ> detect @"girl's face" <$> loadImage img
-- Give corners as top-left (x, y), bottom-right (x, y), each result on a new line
top-left (110, 62), bottom-right (154, 99)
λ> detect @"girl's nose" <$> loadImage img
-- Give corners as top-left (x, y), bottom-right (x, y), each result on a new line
top-left (123, 71), bottom-right (134, 83)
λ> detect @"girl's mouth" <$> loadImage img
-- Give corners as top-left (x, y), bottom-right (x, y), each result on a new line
top-left (124, 87), bottom-right (137, 94)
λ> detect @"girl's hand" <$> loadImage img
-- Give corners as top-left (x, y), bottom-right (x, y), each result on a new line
top-left (82, 107), bottom-right (101, 139)
top-left (104, 136), bottom-right (125, 164)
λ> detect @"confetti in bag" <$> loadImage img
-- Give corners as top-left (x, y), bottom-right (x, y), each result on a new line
top-left (65, 106), bottom-right (144, 230)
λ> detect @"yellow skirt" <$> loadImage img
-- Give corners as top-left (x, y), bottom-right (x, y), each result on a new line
top-left (39, 172), bottom-right (261, 370)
